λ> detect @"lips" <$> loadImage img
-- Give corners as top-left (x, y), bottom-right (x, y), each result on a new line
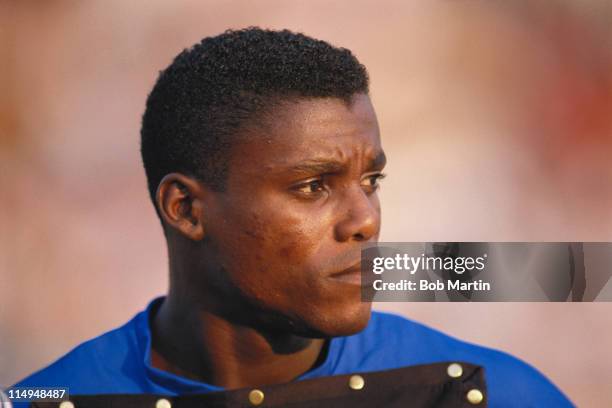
top-left (329, 262), bottom-right (370, 286)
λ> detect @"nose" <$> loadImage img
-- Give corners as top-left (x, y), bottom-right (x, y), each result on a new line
top-left (334, 185), bottom-right (380, 242)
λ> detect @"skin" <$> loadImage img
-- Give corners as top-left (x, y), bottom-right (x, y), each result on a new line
top-left (151, 93), bottom-right (386, 389)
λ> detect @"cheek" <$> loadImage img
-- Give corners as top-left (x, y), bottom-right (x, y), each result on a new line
top-left (246, 211), bottom-right (336, 304)
top-left (232, 199), bottom-right (329, 260)
top-left (276, 225), bottom-right (315, 262)
top-left (273, 210), bottom-right (336, 267)
top-left (216, 210), bottom-right (317, 309)
top-left (209, 190), bottom-right (338, 299)
top-left (229, 206), bottom-right (324, 274)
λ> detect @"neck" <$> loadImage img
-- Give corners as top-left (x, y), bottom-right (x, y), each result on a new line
top-left (150, 292), bottom-right (327, 389)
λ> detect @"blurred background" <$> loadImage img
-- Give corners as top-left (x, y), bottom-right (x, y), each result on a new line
top-left (1, 0), bottom-right (611, 405)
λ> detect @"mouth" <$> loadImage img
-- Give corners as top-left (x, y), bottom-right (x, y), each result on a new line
top-left (328, 262), bottom-right (370, 286)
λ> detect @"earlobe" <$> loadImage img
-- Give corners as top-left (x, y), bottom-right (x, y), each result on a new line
top-left (156, 173), bottom-right (205, 241)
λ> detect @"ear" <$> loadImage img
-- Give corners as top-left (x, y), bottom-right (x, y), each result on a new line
top-left (155, 173), bottom-right (205, 241)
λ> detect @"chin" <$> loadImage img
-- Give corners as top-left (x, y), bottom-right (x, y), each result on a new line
top-left (298, 301), bottom-right (373, 338)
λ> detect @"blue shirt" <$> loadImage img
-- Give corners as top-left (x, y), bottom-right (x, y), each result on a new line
top-left (13, 297), bottom-right (573, 407)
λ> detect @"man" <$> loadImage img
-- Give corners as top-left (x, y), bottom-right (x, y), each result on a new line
top-left (13, 28), bottom-right (573, 407)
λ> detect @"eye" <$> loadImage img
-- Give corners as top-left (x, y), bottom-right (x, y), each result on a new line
top-left (361, 172), bottom-right (386, 192)
top-left (293, 178), bottom-right (326, 195)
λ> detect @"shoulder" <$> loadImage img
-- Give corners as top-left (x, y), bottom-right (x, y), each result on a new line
top-left (12, 311), bottom-right (145, 393)
top-left (341, 310), bottom-right (574, 407)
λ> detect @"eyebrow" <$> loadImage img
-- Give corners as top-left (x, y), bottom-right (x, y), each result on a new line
top-left (287, 151), bottom-right (387, 175)
top-left (288, 160), bottom-right (345, 175)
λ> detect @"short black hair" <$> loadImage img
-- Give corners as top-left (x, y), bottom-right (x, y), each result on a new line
top-left (140, 27), bottom-right (369, 211)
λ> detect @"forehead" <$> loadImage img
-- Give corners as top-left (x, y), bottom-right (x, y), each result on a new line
top-left (231, 94), bottom-right (382, 173)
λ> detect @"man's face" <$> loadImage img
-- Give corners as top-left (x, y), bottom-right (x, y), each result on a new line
top-left (201, 93), bottom-right (385, 337)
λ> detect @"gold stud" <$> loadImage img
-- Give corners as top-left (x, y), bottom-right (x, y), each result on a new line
top-left (348, 374), bottom-right (365, 390)
top-left (447, 363), bottom-right (463, 378)
top-left (155, 398), bottom-right (172, 408)
top-left (248, 389), bottom-right (265, 406)
top-left (59, 402), bottom-right (75, 408)
top-left (466, 389), bottom-right (484, 404)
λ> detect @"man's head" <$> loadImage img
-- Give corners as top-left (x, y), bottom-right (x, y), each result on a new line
top-left (141, 28), bottom-right (385, 338)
